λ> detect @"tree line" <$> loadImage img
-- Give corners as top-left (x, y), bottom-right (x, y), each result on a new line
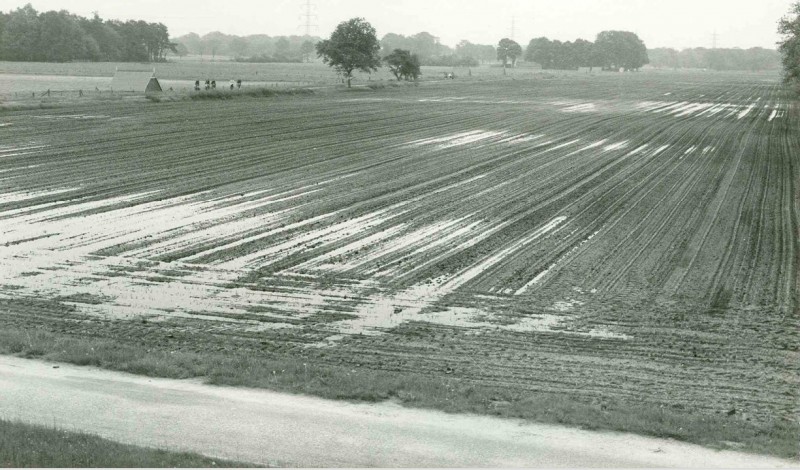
top-left (314, 20), bottom-right (652, 88)
top-left (648, 47), bottom-right (780, 71)
top-left (498, 34), bottom-right (780, 72)
top-left (170, 32), bottom-right (321, 63)
top-left (0, 4), bottom-right (175, 62)
top-left (1, 2), bottom-right (786, 75)
top-left (779, 2), bottom-right (800, 85)
top-left (520, 31), bottom-right (649, 71)
top-left (340, 30), bottom-right (650, 72)
top-left (169, 30), bottom-right (496, 67)
top-left (379, 33), bottom-right (495, 66)
top-left (485, 32), bottom-right (649, 71)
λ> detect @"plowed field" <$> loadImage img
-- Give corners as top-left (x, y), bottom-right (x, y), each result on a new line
top-left (1, 71), bottom-right (798, 425)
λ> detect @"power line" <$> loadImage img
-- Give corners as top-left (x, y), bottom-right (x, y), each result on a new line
top-left (299, 0), bottom-right (318, 37)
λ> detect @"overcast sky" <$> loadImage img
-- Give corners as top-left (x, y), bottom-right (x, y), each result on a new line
top-left (3, 0), bottom-right (793, 50)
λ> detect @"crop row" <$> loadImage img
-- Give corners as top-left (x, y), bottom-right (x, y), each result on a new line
top-left (0, 71), bottom-right (796, 423)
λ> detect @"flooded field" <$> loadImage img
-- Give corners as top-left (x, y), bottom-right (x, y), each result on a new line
top-left (0, 70), bottom-right (797, 427)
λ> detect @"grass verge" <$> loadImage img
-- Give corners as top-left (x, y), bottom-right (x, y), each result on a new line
top-left (0, 419), bottom-right (254, 467)
top-left (0, 325), bottom-right (797, 461)
top-left (146, 87), bottom-right (315, 102)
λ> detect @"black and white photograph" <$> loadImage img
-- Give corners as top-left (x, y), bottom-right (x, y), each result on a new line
top-left (0, 0), bottom-right (798, 467)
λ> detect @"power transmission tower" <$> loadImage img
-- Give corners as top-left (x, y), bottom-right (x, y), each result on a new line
top-left (299, 0), bottom-right (318, 37)
top-left (712, 30), bottom-right (719, 49)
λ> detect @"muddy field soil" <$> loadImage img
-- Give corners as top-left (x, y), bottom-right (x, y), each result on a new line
top-left (0, 71), bottom-right (797, 425)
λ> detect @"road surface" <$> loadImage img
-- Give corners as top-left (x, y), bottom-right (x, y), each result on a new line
top-left (0, 355), bottom-right (795, 467)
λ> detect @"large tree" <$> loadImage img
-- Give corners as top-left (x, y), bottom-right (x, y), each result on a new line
top-left (316, 17), bottom-right (381, 87)
top-left (497, 37), bottom-right (522, 68)
top-left (594, 30), bottom-right (648, 71)
top-left (384, 48), bottom-right (421, 81)
top-left (525, 37), bottom-right (554, 68)
top-left (779, 1), bottom-right (800, 83)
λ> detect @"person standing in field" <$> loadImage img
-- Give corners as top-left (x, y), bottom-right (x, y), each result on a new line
top-left (229, 80), bottom-right (235, 90)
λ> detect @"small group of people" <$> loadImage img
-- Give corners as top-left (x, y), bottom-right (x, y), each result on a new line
top-left (194, 79), bottom-right (213, 90)
top-left (194, 79), bottom-right (242, 91)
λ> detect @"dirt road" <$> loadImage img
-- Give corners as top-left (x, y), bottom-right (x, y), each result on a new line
top-left (0, 356), bottom-right (795, 467)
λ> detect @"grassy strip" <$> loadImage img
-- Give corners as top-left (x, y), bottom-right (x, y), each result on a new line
top-left (147, 80), bottom-right (419, 102)
top-left (0, 419), bottom-right (254, 468)
top-left (1, 326), bottom-right (797, 460)
top-left (1, 86), bottom-right (316, 110)
top-left (147, 87), bottom-right (315, 102)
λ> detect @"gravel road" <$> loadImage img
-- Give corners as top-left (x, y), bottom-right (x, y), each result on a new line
top-left (0, 355), bottom-right (795, 467)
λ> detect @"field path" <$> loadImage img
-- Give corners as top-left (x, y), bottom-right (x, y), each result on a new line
top-left (0, 355), bottom-right (794, 468)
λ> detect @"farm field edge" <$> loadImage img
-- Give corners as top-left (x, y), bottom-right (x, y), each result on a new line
top-left (1, 323), bottom-right (798, 460)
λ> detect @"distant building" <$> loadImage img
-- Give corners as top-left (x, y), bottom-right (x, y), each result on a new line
top-left (110, 68), bottom-right (162, 93)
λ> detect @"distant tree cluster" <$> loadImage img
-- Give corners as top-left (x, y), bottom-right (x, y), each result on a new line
top-left (379, 33), bottom-right (495, 66)
top-left (524, 31), bottom-right (648, 71)
top-left (454, 41), bottom-right (497, 65)
top-left (0, 4), bottom-right (175, 62)
top-left (172, 31), bottom-right (319, 63)
top-left (526, 37), bottom-right (597, 70)
top-left (315, 19), bottom-right (655, 85)
top-left (648, 47), bottom-right (781, 71)
top-left (779, 1), bottom-right (800, 83)
top-left (379, 32), bottom-right (449, 64)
